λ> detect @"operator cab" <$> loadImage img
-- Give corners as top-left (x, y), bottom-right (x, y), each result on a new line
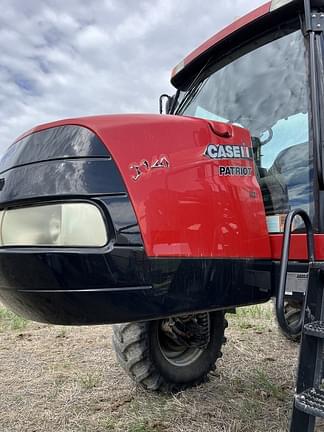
top-left (173, 27), bottom-right (313, 235)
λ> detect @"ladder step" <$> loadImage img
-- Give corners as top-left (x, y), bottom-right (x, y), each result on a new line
top-left (303, 321), bottom-right (324, 338)
top-left (295, 388), bottom-right (324, 418)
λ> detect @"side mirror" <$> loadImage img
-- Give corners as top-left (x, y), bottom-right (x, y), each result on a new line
top-left (159, 94), bottom-right (176, 114)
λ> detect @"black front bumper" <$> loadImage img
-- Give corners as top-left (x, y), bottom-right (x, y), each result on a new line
top-left (0, 246), bottom-right (272, 324)
top-left (0, 125), bottom-right (272, 324)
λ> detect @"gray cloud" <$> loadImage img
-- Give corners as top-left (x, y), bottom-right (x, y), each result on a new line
top-left (0, 0), bottom-right (264, 152)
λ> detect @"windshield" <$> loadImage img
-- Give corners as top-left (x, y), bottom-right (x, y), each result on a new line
top-left (177, 31), bottom-right (307, 136)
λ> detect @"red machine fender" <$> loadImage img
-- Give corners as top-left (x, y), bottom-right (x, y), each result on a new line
top-left (96, 114), bottom-right (271, 258)
top-left (21, 114), bottom-right (271, 258)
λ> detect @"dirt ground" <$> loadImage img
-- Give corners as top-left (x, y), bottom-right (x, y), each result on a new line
top-left (0, 303), bottom-right (324, 432)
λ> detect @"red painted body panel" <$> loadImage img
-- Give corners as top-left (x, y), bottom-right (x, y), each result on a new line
top-left (15, 114), bottom-right (271, 259)
top-left (270, 234), bottom-right (324, 261)
top-left (171, 2), bottom-right (271, 79)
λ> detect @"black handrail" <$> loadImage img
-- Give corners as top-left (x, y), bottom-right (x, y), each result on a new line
top-left (276, 209), bottom-right (315, 337)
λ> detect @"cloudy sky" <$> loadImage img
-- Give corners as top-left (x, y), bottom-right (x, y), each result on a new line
top-left (0, 0), bottom-right (265, 153)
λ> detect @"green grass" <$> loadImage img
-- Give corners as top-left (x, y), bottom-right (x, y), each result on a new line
top-left (235, 304), bottom-right (273, 320)
top-left (124, 396), bottom-right (170, 432)
top-left (229, 303), bottom-right (274, 331)
top-left (252, 368), bottom-right (287, 401)
top-left (0, 307), bottom-right (29, 331)
top-left (101, 417), bottom-right (118, 431)
top-left (128, 423), bottom-right (155, 432)
top-left (78, 372), bottom-right (101, 390)
top-left (232, 369), bottom-right (288, 402)
top-left (240, 397), bottom-right (265, 421)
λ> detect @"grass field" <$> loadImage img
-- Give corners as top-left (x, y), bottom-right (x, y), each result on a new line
top-left (1, 302), bottom-right (324, 432)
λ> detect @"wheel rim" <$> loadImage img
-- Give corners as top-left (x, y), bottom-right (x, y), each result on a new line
top-left (157, 319), bottom-right (205, 367)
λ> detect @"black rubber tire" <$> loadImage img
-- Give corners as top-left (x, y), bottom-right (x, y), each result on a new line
top-left (112, 311), bottom-right (227, 392)
top-left (277, 300), bottom-right (302, 342)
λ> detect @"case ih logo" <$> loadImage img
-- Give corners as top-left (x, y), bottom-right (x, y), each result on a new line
top-left (204, 144), bottom-right (253, 160)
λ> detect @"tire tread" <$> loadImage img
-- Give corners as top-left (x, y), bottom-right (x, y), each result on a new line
top-left (112, 312), bottom-right (226, 392)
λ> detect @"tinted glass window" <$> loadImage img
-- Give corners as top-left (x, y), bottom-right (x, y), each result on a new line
top-left (178, 31), bottom-right (312, 232)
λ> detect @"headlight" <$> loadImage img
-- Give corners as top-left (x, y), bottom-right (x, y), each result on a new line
top-left (0, 203), bottom-right (108, 247)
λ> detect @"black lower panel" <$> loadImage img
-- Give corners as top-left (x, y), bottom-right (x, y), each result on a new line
top-left (0, 248), bottom-right (272, 325)
top-left (0, 159), bottom-right (125, 204)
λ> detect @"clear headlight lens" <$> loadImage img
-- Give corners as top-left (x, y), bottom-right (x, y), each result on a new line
top-left (0, 203), bottom-right (108, 247)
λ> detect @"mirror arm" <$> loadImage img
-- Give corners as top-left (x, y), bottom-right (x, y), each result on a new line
top-left (159, 94), bottom-right (171, 114)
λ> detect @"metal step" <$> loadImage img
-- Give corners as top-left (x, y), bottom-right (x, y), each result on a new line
top-left (295, 388), bottom-right (324, 418)
top-left (303, 321), bottom-right (324, 338)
